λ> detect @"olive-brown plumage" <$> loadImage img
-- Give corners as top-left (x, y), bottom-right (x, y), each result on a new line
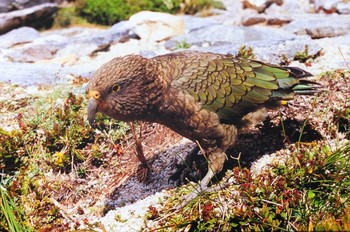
top-left (87, 51), bottom-right (321, 201)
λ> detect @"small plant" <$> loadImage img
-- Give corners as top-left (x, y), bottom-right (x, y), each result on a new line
top-left (178, 0), bottom-right (218, 15)
top-left (0, 180), bottom-right (29, 232)
top-left (280, 53), bottom-right (291, 65)
top-left (53, 6), bottom-right (89, 28)
top-left (293, 45), bottom-right (314, 66)
top-left (236, 45), bottom-right (256, 59)
top-left (175, 40), bottom-right (191, 49)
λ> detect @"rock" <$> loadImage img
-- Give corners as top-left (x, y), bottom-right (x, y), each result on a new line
top-left (267, 15), bottom-right (292, 25)
top-left (242, 14), bottom-right (267, 26)
top-left (314, 0), bottom-right (340, 13)
top-left (242, 0), bottom-right (283, 13)
top-left (1, 22), bottom-right (137, 63)
top-left (336, 2), bottom-right (350, 14)
top-left (164, 22), bottom-right (322, 65)
top-left (241, 12), bottom-right (291, 26)
top-left (128, 11), bottom-right (184, 42)
top-left (248, 36), bottom-right (322, 63)
top-left (56, 21), bottom-right (137, 58)
top-left (0, 61), bottom-right (93, 86)
top-left (166, 20), bottom-right (321, 65)
top-left (265, 0), bottom-right (313, 14)
top-left (165, 24), bottom-right (296, 50)
top-left (0, 0), bottom-right (62, 13)
top-left (309, 34), bottom-right (350, 74)
top-left (0, 62), bottom-right (64, 85)
top-left (0, 3), bottom-right (58, 34)
top-left (174, 34), bottom-right (321, 65)
top-left (165, 24), bottom-right (245, 49)
top-left (182, 15), bottom-right (219, 32)
top-left (284, 14), bottom-right (350, 38)
top-left (5, 44), bottom-right (57, 62)
top-left (0, 27), bottom-right (40, 48)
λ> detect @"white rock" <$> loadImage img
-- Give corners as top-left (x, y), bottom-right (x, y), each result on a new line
top-left (129, 11), bottom-right (185, 42)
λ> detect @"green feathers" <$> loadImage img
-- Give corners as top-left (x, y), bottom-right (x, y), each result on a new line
top-left (156, 51), bottom-right (319, 124)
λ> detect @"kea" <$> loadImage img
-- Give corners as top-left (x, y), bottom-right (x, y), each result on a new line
top-left (87, 51), bottom-right (321, 202)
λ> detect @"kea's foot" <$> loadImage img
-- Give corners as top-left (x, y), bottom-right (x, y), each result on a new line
top-left (169, 145), bottom-right (206, 185)
top-left (178, 149), bottom-right (227, 208)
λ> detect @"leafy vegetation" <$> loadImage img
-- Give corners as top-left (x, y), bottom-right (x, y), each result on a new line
top-left (53, 6), bottom-right (90, 28)
top-left (76, 0), bottom-right (176, 25)
top-left (53, 0), bottom-right (222, 27)
top-left (280, 45), bottom-right (322, 66)
top-left (153, 142), bottom-right (350, 231)
top-left (175, 40), bottom-right (191, 49)
top-left (0, 81), bottom-right (129, 230)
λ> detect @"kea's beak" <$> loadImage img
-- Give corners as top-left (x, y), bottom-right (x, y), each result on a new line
top-left (87, 90), bottom-right (101, 127)
top-left (87, 98), bottom-right (98, 127)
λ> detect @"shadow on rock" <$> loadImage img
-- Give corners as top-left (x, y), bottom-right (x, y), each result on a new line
top-left (175, 118), bottom-right (323, 184)
top-left (103, 118), bottom-right (322, 212)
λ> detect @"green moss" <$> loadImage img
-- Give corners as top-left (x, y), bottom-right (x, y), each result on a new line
top-left (77, 0), bottom-right (177, 26)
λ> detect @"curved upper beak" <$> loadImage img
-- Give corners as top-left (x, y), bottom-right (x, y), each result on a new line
top-left (87, 98), bottom-right (98, 127)
top-left (87, 90), bottom-right (101, 127)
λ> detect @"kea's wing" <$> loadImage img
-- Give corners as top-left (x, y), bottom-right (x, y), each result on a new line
top-left (154, 51), bottom-right (309, 124)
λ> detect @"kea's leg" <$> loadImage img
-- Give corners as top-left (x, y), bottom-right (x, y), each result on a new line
top-left (199, 148), bottom-right (227, 189)
top-left (169, 145), bottom-right (200, 184)
top-left (180, 125), bottom-right (237, 207)
top-left (181, 149), bottom-right (227, 207)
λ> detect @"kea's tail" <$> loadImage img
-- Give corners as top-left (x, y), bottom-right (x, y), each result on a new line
top-left (270, 66), bottom-right (325, 103)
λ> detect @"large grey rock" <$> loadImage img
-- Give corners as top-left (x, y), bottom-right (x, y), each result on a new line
top-left (0, 61), bottom-right (93, 86)
top-left (284, 14), bottom-right (350, 38)
top-left (56, 21), bottom-right (137, 58)
top-left (0, 27), bottom-right (40, 48)
top-left (165, 20), bottom-right (322, 64)
top-left (182, 16), bottom-right (219, 32)
top-left (190, 35), bottom-right (322, 64)
top-left (165, 24), bottom-right (296, 49)
top-left (4, 22), bottom-right (137, 63)
top-left (0, 3), bottom-right (58, 34)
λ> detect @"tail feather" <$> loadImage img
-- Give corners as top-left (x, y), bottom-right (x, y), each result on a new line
top-left (285, 66), bottom-right (313, 78)
top-left (292, 79), bottom-right (324, 95)
top-left (268, 66), bottom-right (325, 107)
top-left (279, 66), bottom-right (325, 95)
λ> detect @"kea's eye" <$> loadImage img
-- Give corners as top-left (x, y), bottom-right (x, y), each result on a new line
top-left (112, 84), bottom-right (121, 92)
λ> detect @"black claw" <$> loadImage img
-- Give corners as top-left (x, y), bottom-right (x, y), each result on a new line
top-left (168, 145), bottom-right (201, 185)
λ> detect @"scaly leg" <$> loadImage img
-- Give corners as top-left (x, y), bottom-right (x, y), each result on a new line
top-left (180, 149), bottom-right (226, 207)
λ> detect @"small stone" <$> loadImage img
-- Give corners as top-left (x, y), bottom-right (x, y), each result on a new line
top-left (242, 14), bottom-right (267, 26)
top-left (129, 11), bottom-right (185, 42)
top-left (267, 15), bottom-right (292, 26)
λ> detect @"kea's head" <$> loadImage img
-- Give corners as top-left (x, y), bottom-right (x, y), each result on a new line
top-left (87, 55), bottom-right (163, 126)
